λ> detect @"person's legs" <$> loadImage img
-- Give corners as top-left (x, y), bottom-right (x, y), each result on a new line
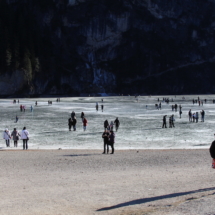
top-left (26, 140), bottom-right (28, 150)
top-left (110, 144), bottom-right (114, 154)
top-left (23, 140), bottom-right (26, 150)
top-left (103, 142), bottom-right (106, 154)
top-left (6, 140), bottom-right (9, 147)
top-left (23, 140), bottom-right (25, 149)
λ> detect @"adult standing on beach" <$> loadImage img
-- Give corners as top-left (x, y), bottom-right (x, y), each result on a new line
top-left (109, 130), bottom-right (115, 154)
top-left (101, 104), bottom-right (104, 112)
top-left (21, 127), bottom-right (29, 150)
top-left (11, 128), bottom-right (20, 147)
top-left (102, 129), bottom-right (109, 154)
top-left (83, 117), bottom-right (88, 131)
top-left (3, 128), bottom-right (11, 147)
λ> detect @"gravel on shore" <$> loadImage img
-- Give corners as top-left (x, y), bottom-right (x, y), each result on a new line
top-left (0, 149), bottom-right (214, 215)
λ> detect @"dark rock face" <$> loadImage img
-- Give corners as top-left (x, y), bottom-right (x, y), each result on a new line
top-left (1, 0), bottom-right (215, 96)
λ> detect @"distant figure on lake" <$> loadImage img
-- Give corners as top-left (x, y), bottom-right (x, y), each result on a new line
top-left (73, 116), bottom-right (77, 131)
top-left (68, 117), bottom-right (72, 131)
top-left (83, 117), bottom-right (88, 131)
top-left (71, 111), bottom-right (75, 119)
top-left (81, 112), bottom-right (85, 122)
top-left (162, 115), bottom-right (167, 128)
top-left (114, 117), bottom-right (120, 132)
top-left (104, 120), bottom-right (109, 130)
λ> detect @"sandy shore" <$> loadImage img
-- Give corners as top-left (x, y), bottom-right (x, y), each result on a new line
top-left (0, 149), bottom-right (214, 215)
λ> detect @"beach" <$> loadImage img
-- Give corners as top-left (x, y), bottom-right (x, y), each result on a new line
top-left (0, 149), bottom-right (214, 215)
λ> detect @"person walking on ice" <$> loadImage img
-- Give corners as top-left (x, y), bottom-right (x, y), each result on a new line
top-left (3, 128), bottom-right (11, 147)
top-left (73, 116), bottom-right (77, 131)
top-left (83, 117), bottom-right (88, 131)
top-left (114, 117), bottom-right (120, 132)
top-left (201, 110), bottom-right (205, 122)
top-left (162, 115), bottom-right (167, 128)
top-left (96, 102), bottom-right (99, 111)
top-left (68, 116), bottom-right (73, 131)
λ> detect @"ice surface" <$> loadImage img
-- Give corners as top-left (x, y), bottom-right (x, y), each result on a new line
top-left (0, 95), bottom-right (214, 150)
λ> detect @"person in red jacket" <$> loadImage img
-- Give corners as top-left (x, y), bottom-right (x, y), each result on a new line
top-left (83, 117), bottom-right (88, 131)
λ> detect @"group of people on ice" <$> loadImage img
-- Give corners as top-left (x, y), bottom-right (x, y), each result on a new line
top-left (162, 115), bottom-right (175, 128)
top-left (188, 109), bottom-right (205, 122)
top-left (3, 127), bottom-right (29, 149)
top-left (68, 111), bottom-right (88, 131)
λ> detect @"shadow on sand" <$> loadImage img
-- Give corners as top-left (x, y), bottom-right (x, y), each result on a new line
top-left (63, 154), bottom-right (100, 157)
top-left (97, 187), bottom-right (215, 211)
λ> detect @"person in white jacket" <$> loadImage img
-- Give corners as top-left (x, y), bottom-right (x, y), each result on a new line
top-left (21, 127), bottom-right (29, 150)
top-left (3, 128), bottom-right (11, 147)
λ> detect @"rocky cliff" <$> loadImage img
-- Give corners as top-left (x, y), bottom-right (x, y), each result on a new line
top-left (1, 0), bottom-right (215, 96)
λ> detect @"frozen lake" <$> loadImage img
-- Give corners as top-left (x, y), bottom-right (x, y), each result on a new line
top-left (0, 95), bottom-right (214, 150)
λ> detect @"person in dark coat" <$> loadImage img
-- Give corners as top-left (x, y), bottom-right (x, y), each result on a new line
top-left (210, 139), bottom-right (215, 159)
top-left (71, 111), bottom-right (75, 119)
top-left (114, 117), bottom-right (120, 132)
top-left (81, 112), bottom-right (85, 122)
top-left (108, 130), bottom-right (115, 154)
top-left (102, 129), bottom-right (109, 154)
top-left (171, 114), bottom-right (175, 127)
top-left (162, 115), bottom-right (167, 128)
top-left (104, 120), bottom-right (109, 129)
top-left (73, 116), bottom-right (77, 131)
top-left (68, 117), bottom-right (73, 131)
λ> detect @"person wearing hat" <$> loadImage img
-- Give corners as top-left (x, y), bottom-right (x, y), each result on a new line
top-left (3, 128), bottom-right (11, 147)
top-left (11, 128), bottom-right (20, 147)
